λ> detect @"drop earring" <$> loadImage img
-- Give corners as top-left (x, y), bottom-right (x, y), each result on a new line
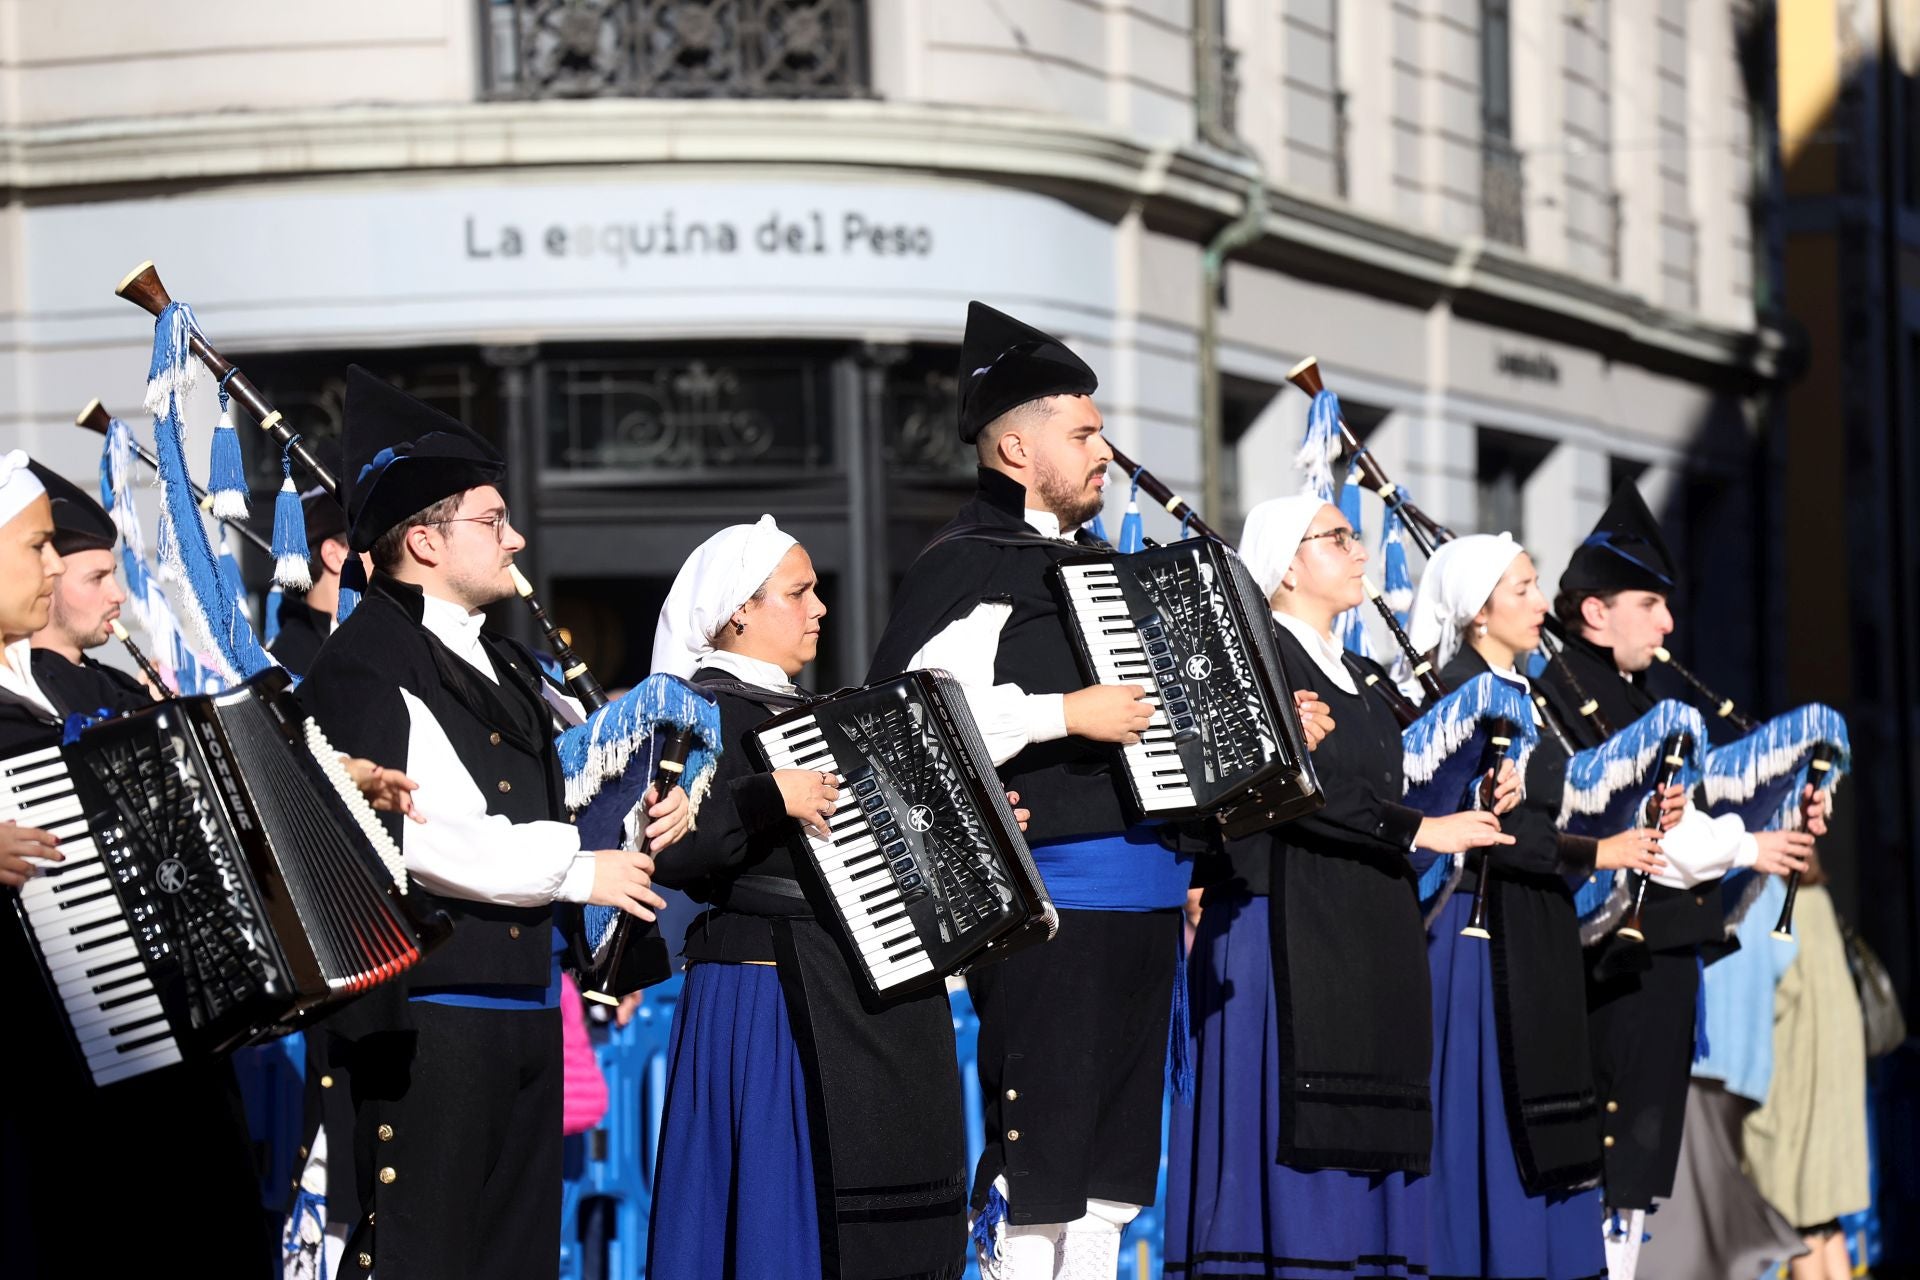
top-left (732, 620), bottom-right (746, 636)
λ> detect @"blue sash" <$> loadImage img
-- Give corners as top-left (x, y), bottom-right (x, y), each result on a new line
top-left (1029, 826), bottom-right (1192, 911)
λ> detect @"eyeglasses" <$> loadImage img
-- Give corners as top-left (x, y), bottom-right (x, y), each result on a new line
top-left (435, 508), bottom-right (511, 541)
top-left (1299, 526), bottom-right (1359, 553)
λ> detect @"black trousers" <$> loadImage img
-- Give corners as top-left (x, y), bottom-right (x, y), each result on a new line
top-left (337, 1000), bottom-right (561, 1280)
top-left (965, 908), bottom-right (1180, 1225)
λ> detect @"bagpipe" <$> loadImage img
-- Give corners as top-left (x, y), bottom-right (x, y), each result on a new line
top-left (1557, 700), bottom-right (1708, 945)
top-left (1400, 678), bottom-right (1535, 930)
top-left (1643, 646), bottom-right (1850, 939)
top-left (1695, 698), bottom-right (1850, 940)
top-left (107, 260), bottom-right (725, 1001)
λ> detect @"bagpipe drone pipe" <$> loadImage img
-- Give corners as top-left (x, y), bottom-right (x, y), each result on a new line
top-left (1284, 356), bottom-right (1617, 750)
top-left (107, 260), bottom-right (727, 1000)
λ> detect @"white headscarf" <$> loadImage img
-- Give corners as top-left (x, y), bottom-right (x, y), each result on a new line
top-left (650, 515), bottom-right (799, 680)
top-left (1237, 494), bottom-right (1330, 600)
top-left (1406, 532), bottom-right (1525, 671)
top-left (0, 450), bottom-right (47, 529)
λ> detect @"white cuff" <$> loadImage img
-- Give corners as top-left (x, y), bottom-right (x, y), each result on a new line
top-left (1025, 693), bottom-right (1068, 746)
top-left (557, 851), bottom-right (599, 904)
top-left (1732, 832), bottom-right (1759, 870)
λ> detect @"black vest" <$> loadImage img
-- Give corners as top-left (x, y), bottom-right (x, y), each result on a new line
top-left (296, 574), bottom-right (569, 992)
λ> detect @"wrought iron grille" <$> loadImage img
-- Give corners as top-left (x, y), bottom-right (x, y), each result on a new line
top-left (482, 0), bottom-right (869, 100)
top-left (541, 352), bottom-right (832, 477)
top-left (879, 350), bottom-right (969, 478)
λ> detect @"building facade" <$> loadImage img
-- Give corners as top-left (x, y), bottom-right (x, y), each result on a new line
top-left (2, 1), bottom-right (1787, 702)
top-left (1776, 0), bottom-right (1920, 1024)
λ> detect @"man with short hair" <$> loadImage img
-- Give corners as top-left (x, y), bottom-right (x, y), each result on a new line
top-left (25, 460), bottom-right (152, 714)
top-left (1538, 482), bottom-right (1813, 1279)
top-left (297, 366), bottom-right (688, 1280)
top-left (869, 303), bottom-right (1173, 1280)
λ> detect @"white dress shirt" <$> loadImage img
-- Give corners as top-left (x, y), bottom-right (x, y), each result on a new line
top-left (397, 593), bottom-right (596, 907)
top-left (907, 507), bottom-right (1073, 767)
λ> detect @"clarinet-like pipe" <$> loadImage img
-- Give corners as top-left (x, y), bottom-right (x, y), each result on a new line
top-left (583, 727), bottom-right (695, 1005)
top-left (108, 620), bottom-right (168, 702)
top-left (1619, 731), bottom-right (1691, 942)
top-left (1769, 743), bottom-right (1835, 941)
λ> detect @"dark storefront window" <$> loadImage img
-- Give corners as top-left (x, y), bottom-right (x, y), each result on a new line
top-left (482, 0), bottom-right (870, 101)
top-left (540, 347), bottom-right (835, 481)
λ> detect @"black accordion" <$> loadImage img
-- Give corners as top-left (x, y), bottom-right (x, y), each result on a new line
top-left (747, 671), bottom-right (1055, 1002)
top-left (1053, 538), bottom-right (1323, 835)
top-left (3, 671), bottom-right (438, 1086)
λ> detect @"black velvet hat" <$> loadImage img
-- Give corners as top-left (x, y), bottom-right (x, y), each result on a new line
top-left (28, 461), bottom-right (116, 557)
top-left (341, 365), bottom-right (506, 553)
top-left (1559, 481), bottom-right (1679, 596)
top-left (956, 301), bottom-right (1099, 444)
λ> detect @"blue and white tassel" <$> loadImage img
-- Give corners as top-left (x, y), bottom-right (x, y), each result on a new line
top-left (270, 438), bottom-right (312, 590)
top-left (205, 376), bottom-right (249, 520)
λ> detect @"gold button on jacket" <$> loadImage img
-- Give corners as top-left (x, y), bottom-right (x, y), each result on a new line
top-left (378, 1166), bottom-right (397, 1184)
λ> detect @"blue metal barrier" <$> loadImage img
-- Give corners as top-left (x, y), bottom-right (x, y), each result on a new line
top-left (562, 975), bottom-right (683, 1280)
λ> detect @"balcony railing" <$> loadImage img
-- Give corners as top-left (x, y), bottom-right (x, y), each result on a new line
top-left (482, 0), bottom-right (869, 101)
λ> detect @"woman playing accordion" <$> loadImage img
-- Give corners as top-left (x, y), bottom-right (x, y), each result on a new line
top-left (645, 516), bottom-right (1018, 1280)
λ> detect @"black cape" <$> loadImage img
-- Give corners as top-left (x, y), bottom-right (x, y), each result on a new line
top-left (267, 594), bottom-right (332, 676)
top-left (1538, 630), bottom-right (1728, 1208)
top-left (867, 468), bottom-right (1130, 844)
top-left (653, 668), bottom-right (968, 1279)
top-left (1440, 649), bottom-right (1602, 1194)
top-left (1206, 631), bottom-right (1433, 1174)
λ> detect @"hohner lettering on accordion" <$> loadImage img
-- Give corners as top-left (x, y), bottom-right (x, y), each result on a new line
top-left (1051, 539), bottom-right (1323, 834)
top-left (748, 671), bottom-right (1055, 1003)
top-left (3, 671), bottom-right (440, 1086)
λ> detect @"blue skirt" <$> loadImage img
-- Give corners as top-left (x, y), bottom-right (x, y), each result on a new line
top-left (646, 962), bottom-right (822, 1280)
top-left (1167, 892), bottom-right (1429, 1279)
top-left (1427, 892), bottom-right (1606, 1279)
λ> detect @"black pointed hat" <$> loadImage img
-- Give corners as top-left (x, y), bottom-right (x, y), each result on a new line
top-left (956, 301), bottom-right (1099, 444)
top-left (27, 460), bottom-right (116, 557)
top-left (341, 365), bottom-right (506, 553)
top-left (1559, 480), bottom-right (1679, 595)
